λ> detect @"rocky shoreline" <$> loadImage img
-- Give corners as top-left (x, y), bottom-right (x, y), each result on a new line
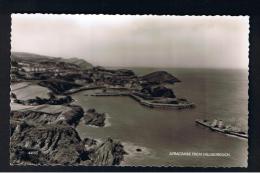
top-left (10, 52), bottom-right (194, 166)
top-left (10, 81), bottom-right (127, 165)
top-left (83, 108), bottom-right (106, 127)
top-left (10, 104), bottom-right (127, 166)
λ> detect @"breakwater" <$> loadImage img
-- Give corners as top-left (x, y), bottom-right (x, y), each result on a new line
top-left (129, 94), bottom-right (194, 109)
top-left (90, 91), bottom-right (195, 109)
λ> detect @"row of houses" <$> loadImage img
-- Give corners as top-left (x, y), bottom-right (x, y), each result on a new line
top-left (12, 61), bottom-right (78, 74)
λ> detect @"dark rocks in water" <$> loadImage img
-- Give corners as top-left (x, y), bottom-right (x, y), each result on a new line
top-left (136, 148), bottom-right (142, 152)
top-left (83, 108), bottom-right (106, 127)
top-left (61, 105), bottom-right (84, 126)
top-left (90, 138), bottom-right (127, 166)
top-left (38, 79), bottom-right (81, 94)
top-left (141, 71), bottom-right (181, 85)
top-left (141, 85), bottom-right (176, 98)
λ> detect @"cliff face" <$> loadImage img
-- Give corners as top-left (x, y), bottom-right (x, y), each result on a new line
top-left (141, 86), bottom-right (176, 98)
top-left (11, 105), bottom-right (84, 126)
top-left (90, 138), bottom-right (127, 166)
top-left (10, 105), bottom-right (127, 166)
top-left (83, 108), bottom-right (106, 127)
top-left (61, 105), bottom-right (84, 126)
top-left (10, 120), bottom-right (89, 165)
top-left (11, 111), bottom-right (61, 127)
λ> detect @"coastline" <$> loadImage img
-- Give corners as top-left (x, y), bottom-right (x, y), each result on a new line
top-left (9, 68), bottom-right (248, 167)
top-left (10, 82), bottom-right (127, 166)
top-left (10, 52), bottom-right (248, 167)
top-left (90, 90), bottom-right (195, 109)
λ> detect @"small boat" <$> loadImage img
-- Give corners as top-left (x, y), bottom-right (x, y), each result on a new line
top-left (195, 119), bottom-right (248, 139)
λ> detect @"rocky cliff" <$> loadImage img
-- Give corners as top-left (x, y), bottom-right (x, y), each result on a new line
top-left (141, 71), bottom-right (181, 84)
top-left (141, 85), bottom-right (176, 98)
top-left (10, 105), bottom-right (127, 166)
top-left (83, 108), bottom-right (106, 127)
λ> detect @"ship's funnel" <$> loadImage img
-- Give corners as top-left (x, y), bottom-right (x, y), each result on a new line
top-left (211, 119), bottom-right (218, 127)
top-left (218, 120), bottom-right (224, 129)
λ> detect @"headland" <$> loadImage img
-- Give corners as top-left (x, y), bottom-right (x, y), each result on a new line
top-left (10, 52), bottom-right (194, 166)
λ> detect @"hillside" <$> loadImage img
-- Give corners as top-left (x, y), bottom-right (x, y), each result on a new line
top-left (11, 52), bottom-right (57, 62)
top-left (64, 57), bottom-right (93, 70)
top-left (11, 52), bottom-right (93, 70)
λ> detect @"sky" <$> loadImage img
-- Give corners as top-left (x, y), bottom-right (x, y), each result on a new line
top-left (11, 14), bottom-right (249, 69)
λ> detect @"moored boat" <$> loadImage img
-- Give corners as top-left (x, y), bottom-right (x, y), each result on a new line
top-left (195, 119), bottom-right (248, 139)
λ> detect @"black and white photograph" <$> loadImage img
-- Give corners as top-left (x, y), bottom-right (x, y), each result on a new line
top-left (9, 14), bottom-right (249, 167)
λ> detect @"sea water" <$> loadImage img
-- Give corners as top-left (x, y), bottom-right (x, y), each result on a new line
top-left (73, 68), bottom-right (248, 167)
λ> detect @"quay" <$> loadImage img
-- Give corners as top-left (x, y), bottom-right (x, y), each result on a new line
top-left (90, 90), bottom-right (195, 109)
top-left (129, 94), bottom-right (195, 109)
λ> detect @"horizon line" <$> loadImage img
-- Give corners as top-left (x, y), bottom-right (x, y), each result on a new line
top-left (11, 51), bottom-right (248, 70)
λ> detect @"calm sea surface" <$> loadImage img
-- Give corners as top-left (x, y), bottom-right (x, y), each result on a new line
top-left (73, 68), bottom-right (248, 167)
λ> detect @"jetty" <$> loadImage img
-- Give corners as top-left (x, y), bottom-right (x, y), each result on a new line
top-left (90, 90), bottom-right (195, 109)
top-left (129, 94), bottom-right (194, 109)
